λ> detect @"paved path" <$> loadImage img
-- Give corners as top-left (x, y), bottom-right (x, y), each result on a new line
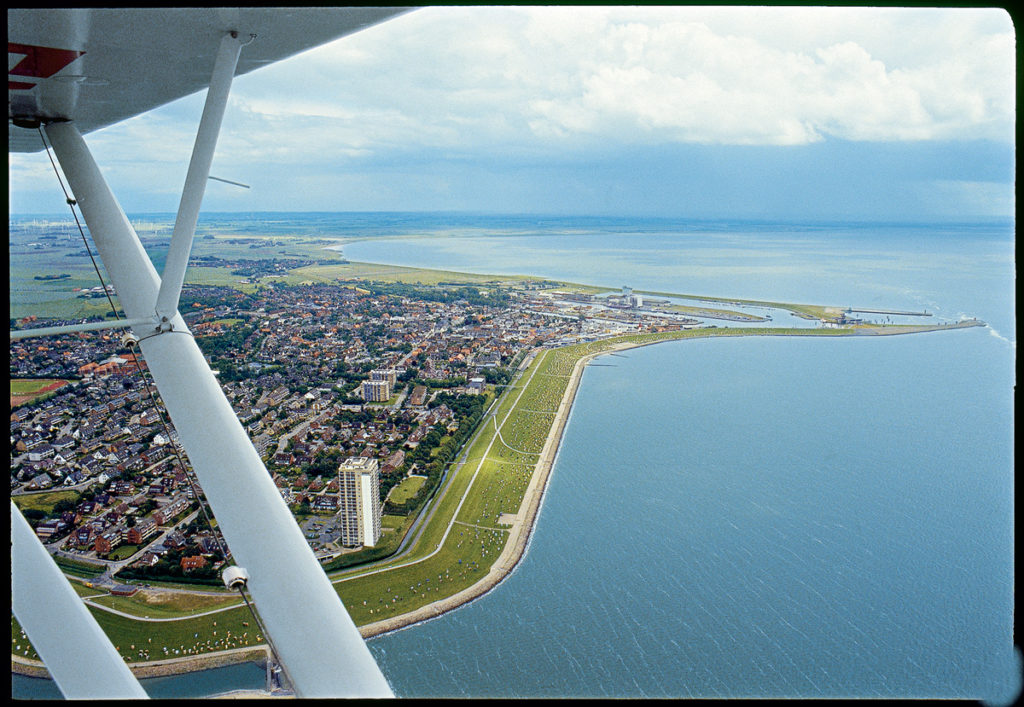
top-left (80, 597), bottom-right (244, 622)
top-left (331, 351), bottom-right (546, 586)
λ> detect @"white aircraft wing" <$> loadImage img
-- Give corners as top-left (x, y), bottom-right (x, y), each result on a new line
top-left (9, 7), bottom-right (411, 152)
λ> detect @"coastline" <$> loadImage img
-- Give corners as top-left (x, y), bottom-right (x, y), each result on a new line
top-left (12, 321), bottom-right (983, 682)
top-left (10, 341), bottom-right (609, 681)
top-left (356, 342), bottom-right (607, 639)
top-left (13, 646), bottom-right (270, 681)
top-left (352, 320), bottom-right (987, 637)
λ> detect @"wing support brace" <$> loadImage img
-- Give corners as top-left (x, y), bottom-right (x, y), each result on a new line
top-left (155, 32), bottom-right (243, 328)
top-left (10, 317), bottom-right (152, 341)
top-left (22, 32), bottom-right (394, 698)
top-left (11, 502), bottom-right (149, 699)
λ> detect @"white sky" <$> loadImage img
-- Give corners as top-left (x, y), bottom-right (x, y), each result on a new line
top-left (8, 5), bottom-right (1017, 219)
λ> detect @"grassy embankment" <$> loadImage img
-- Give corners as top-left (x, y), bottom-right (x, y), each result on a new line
top-left (86, 591), bottom-right (243, 619)
top-left (11, 319), bottom-right (980, 670)
top-left (11, 379), bottom-right (68, 396)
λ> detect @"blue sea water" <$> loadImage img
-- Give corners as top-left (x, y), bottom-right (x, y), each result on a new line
top-left (346, 217), bottom-right (1017, 701)
top-left (11, 661), bottom-right (265, 699)
top-left (12, 215), bottom-right (1016, 700)
top-left (369, 332), bottom-right (1016, 700)
top-left (342, 217), bottom-right (1014, 335)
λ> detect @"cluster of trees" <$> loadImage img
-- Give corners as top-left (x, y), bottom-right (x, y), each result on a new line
top-left (229, 258), bottom-right (311, 277)
top-left (359, 281), bottom-right (511, 309)
top-left (320, 539), bottom-right (395, 572)
top-left (115, 544), bottom-right (223, 586)
top-left (480, 366), bottom-right (512, 386)
top-left (430, 391), bottom-right (484, 417)
top-left (411, 376), bottom-right (466, 389)
top-left (116, 518), bottom-right (223, 585)
top-left (303, 448), bottom-right (345, 478)
top-left (196, 322), bottom-right (259, 359)
top-left (196, 322), bottom-right (264, 382)
top-left (334, 408), bottom-right (373, 426)
top-left (383, 393), bottom-right (488, 517)
top-left (18, 491), bottom-right (90, 527)
top-left (178, 286), bottom-right (258, 314)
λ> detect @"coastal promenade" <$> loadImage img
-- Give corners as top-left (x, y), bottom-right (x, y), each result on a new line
top-left (13, 320), bottom-right (984, 681)
top-left (356, 344), bottom-right (592, 638)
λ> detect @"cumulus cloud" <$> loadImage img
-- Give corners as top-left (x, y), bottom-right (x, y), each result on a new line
top-left (9, 5), bottom-right (1015, 216)
top-left (230, 5), bottom-right (1013, 153)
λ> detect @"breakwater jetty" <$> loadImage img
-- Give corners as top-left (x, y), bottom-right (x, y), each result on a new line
top-left (846, 307), bottom-right (931, 316)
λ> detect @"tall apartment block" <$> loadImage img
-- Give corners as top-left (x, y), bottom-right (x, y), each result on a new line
top-left (337, 456), bottom-right (382, 548)
top-left (370, 369), bottom-right (398, 386)
top-left (362, 379), bottom-right (391, 402)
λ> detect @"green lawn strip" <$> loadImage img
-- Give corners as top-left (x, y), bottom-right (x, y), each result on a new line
top-left (486, 380), bottom-right (529, 423)
top-left (288, 261), bottom-right (536, 288)
top-left (11, 489), bottom-right (81, 515)
top-left (53, 555), bottom-right (107, 579)
top-left (455, 457), bottom-right (533, 528)
top-left (14, 598), bottom-right (262, 663)
top-left (184, 266), bottom-right (259, 293)
top-left (336, 524), bottom-right (508, 626)
top-left (331, 449), bottom-right (479, 582)
top-left (90, 604), bottom-right (263, 664)
top-left (87, 592), bottom-right (243, 620)
top-left (9, 255), bottom-right (121, 320)
top-left (386, 476), bottom-right (426, 505)
top-left (10, 294), bottom-right (117, 322)
top-left (207, 317), bottom-right (244, 328)
top-left (334, 351), bottom-right (555, 613)
top-left (503, 408), bottom-right (556, 452)
top-left (452, 352), bottom-right (567, 529)
top-left (189, 236), bottom-right (334, 262)
top-left (115, 577), bottom-right (234, 592)
top-left (633, 289), bottom-right (839, 320)
top-left (383, 440), bottom-right (483, 565)
top-left (546, 282), bottom-right (607, 295)
top-left (329, 357), bottom-right (545, 582)
top-left (12, 616), bottom-right (39, 662)
top-left (381, 514), bottom-right (406, 530)
top-left (107, 545), bottom-right (140, 561)
top-left (662, 303), bottom-right (765, 321)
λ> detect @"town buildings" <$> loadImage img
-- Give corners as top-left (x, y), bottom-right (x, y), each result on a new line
top-left (11, 270), bottom-right (697, 566)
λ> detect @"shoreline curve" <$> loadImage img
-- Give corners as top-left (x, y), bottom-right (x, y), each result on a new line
top-left (12, 321), bottom-right (983, 682)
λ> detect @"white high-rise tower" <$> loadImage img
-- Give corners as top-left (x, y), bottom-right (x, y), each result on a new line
top-left (337, 457), bottom-right (382, 547)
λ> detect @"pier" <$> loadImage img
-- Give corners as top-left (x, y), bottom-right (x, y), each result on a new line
top-left (846, 307), bottom-right (930, 317)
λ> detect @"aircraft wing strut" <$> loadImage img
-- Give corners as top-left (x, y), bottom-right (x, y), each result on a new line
top-left (10, 7), bottom-right (414, 698)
